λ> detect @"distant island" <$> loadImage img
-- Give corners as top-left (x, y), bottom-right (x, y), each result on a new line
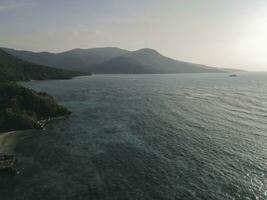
top-left (1, 47), bottom-right (245, 74)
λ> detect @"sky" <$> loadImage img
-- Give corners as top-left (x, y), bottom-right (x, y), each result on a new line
top-left (0, 0), bottom-right (267, 71)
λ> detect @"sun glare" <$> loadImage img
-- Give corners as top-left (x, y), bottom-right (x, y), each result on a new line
top-left (240, 14), bottom-right (267, 64)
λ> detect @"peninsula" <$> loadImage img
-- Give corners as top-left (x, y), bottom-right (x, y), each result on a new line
top-left (0, 49), bottom-right (90, 173)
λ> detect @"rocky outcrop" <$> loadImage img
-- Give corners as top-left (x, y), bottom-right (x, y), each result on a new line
top-left (0, 154), bottom-right (17, 174)
top-left (0, 82), bottom-right (71, 132)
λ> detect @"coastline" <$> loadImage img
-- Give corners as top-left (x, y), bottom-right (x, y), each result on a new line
top-left (0, 131), bottom-right (18, 174)
top-left (0, 131), bottom-right (18, 155)
top-left (0, 115), bottom-right (66, 155)
top-left (0, 115), bottom-right (69, 174)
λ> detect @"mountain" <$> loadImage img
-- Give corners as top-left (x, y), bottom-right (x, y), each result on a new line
top-left (86, 56), bottom-right (157, 74)
top-left (1, 47), bottom-right (129, 70)
top-left (126, 48), bottom-right (225, 73)
top-left (0, 49), bottom-right (89, 82)
top-left (0, 50), bottom-right (87, 132)
top-left (1, 47), bottom-right (241, 74)
top-left (85, 48), bottom-right (225, 74)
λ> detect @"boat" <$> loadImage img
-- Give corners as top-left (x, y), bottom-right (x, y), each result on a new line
top-left (229, 74), bottom-right (237, 77)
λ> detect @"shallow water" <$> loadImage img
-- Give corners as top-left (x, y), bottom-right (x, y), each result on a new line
top-left (1, 73), bottom-right (267, 200)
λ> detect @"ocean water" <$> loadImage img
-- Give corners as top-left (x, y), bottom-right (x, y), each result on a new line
top-left (1, 73), bottom-right (267, 200)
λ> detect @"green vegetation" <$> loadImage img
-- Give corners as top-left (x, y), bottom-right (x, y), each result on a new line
top-left (0, 82), bottom-right (70, 132)
top-left (0, 50), bottom-right (88, 132)
top-left (0, 49), bottom-right (89, 82)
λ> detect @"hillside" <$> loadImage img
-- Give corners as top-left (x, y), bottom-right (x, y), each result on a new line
top-left (0, 82), bottom-right (70, 132)
top-left (1, 47), bottom-right (129, 70)
top-left (86, 56), bottom-right (156, 74)
top-left (0, 50), bottom-right (88, 133)
top-left (0, 49), bottom-right (89, 81)
top-left (86, 48), bottom-right (226, 74)
top-left (1, 47), bottom-right (240, 74)
top-left (124, 48), bottom-right (225, 73)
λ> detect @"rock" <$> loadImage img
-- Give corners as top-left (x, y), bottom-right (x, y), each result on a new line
top-left (0, 154), bottom-right (17, 174)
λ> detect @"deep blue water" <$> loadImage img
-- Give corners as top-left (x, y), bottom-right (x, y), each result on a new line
top-left (1, 73), bottom-right (267, 200)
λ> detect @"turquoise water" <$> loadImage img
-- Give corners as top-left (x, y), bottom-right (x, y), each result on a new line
top-left (1, 73), bottom-right (267, 200)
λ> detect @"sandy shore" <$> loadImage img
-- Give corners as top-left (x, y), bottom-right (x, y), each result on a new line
top-left (0, 131), bottom-right (17, 154)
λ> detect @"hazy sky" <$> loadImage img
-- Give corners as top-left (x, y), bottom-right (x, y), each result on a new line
top-left (1, 0), bottom-right (267, 71)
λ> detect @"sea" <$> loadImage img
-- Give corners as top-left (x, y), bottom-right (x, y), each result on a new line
top-left (1, 73), bottom-right (267, 200)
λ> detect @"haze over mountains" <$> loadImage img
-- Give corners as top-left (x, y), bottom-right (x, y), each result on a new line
top-left (0, 49), bottom-right (89, 133)
top-left (1, 47), bottom-right (129, 71)
top-left (1, 47), bottom-right (244, 74)
top-left (0, 49), bottom-right (87, 82)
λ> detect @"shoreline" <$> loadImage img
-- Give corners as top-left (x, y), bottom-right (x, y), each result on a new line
top-left (0, 115), bottom-right (68, 155)
top-left (0, 131), bottom-right (17, 155)
top-left (0, 131), bottom-right (18, 174)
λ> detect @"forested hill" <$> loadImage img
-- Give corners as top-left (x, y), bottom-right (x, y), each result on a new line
top-left (0, 82), bottom-right (71, 132)
top-left (0, 49), bottom-right (89, 82)
top-left (0, 50), bottom-right (90, 133)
